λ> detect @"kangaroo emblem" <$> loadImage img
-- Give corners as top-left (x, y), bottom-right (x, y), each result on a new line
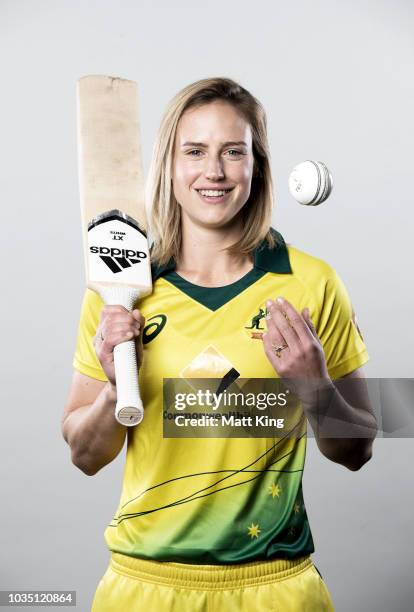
top-left (245, 307), bottom-right (266, 330)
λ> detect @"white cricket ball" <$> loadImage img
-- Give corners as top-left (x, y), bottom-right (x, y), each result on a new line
top-left (288, 160), bottom-right (333, 205)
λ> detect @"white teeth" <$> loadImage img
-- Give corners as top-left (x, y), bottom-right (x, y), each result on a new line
top-left (198, 189), bottom-right (230, 196)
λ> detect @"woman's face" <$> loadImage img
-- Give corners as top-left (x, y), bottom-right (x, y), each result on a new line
top-left (172, 101), bottom-right (255, 229)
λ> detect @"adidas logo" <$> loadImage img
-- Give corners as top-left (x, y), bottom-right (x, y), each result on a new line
top-left (90, 246), bottom-right (147, 274)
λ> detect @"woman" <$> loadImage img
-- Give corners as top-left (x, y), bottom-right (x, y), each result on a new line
top-left (62, 77), bottom-right (377, 611)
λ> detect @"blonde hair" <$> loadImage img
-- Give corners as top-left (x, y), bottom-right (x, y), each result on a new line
top-left (146, 77), bottom-right (276, 266)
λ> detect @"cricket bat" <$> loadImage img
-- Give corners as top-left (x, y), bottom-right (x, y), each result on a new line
top-left (76, 75), bottom-right (152, 427)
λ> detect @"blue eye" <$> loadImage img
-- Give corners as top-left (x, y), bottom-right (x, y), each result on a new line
top-left (186, 149), bottom-right (244, 157)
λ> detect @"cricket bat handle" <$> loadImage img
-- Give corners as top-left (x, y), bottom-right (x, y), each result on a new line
top-left (99, 286), bottom-right (144, 426)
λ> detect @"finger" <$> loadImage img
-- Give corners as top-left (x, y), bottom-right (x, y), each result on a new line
top-left (262, 328), bottom-right (284, 369)
top-left (99, 328), bottom-right (138, 351)
top-left (265, 300), bottom-right (285, 347)
top-left (101, 329), bottom-right (135, 351)
top-left (132, 309), bottom-right (145, 326)
top-left (276, 297), bottom-right (313, 344)
top-left (103, 322), bottom-right (141, 336)
top-left (270, 301), bottom-right (301, 349)
top-left (106, 329), bottom-right (134, 347)
top-left (93, 326), bottom-right (104, 348)
top-left (102, 314), bottom-right (140, 337)
top-left (302, 308), bottom-right (319, 340)
top-left (104, 310), bottom-right (138, 324)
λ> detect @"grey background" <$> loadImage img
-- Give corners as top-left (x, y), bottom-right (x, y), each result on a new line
top-left (0, 0), bottom-right (413, 610)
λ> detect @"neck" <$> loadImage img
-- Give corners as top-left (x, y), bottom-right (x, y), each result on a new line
top-left (176, 216), bottom-right (253, 286)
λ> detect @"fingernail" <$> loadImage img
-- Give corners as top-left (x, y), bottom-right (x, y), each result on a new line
top-left (276, 296), bottom-right (284, 304)
top-left (266, 299), bottom-right (273, 308)
top-left (262, 332), bottom-right (267, 339)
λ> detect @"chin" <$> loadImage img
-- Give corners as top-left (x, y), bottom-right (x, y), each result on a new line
top-left (182, 202), bottom-right (245, 230)
top-left (199, 213), bottom-right (240, 230)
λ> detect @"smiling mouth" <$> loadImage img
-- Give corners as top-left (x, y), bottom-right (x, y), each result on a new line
top-left (195, 188), bottom-right (235, 203)
top-left (195, 188), bottom-right (234, 195)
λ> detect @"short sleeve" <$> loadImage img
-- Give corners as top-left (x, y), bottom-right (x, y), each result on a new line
top-left (72, 289), bottom-right (108, 381)
top-left (314, 267), bottom-right (369, 379)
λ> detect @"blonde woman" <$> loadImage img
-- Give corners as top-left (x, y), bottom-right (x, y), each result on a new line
top-left (63, 77), bottom-right (377, 611)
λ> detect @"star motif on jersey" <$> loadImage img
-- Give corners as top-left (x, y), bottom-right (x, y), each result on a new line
top-left (294, 503), bottom-right (301, 514)
top-left (288, 526), bottom-right (296, 536)
top-left (247, 523), bottom-right (261, 539)
top-left (268, 483), bottom-right (281, 498)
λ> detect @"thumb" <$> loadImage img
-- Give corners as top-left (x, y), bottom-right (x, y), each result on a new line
top-left (132, 309), bottom-right (145, 326)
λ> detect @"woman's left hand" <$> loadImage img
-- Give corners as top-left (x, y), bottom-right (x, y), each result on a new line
top-left (262, 297), bottom-right (331, 402)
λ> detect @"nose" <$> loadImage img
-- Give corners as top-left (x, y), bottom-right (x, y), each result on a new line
top-left (204, 154), bottom-right (225, 181)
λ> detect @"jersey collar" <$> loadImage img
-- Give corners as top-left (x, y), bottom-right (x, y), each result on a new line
top-left (150, 227), bottom-right (292, 281)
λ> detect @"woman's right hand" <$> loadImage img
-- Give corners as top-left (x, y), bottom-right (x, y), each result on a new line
top-left (93, 306), bottom-right (145, 387)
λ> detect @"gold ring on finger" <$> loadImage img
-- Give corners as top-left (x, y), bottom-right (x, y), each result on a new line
top-left (272, 343), bottom-right (288, 358)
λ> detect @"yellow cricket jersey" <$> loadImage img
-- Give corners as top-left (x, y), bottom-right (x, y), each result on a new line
top-left (73, 228), bottom-right (369, 564)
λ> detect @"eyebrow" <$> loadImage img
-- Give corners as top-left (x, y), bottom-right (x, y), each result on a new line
top-left (180, 140), bottom-right (248, 148)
